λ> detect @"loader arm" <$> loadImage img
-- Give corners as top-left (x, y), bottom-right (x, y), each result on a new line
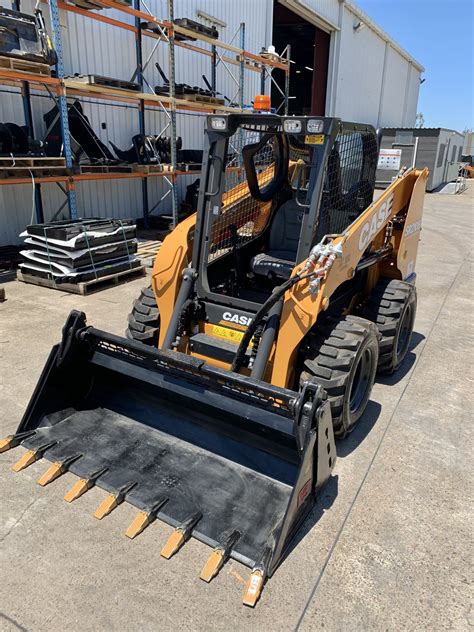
top-left (271, 167), bottom-right (428, 388)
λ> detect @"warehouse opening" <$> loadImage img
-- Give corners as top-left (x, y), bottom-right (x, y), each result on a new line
top-left (271, 1), bottom-right (330, 115)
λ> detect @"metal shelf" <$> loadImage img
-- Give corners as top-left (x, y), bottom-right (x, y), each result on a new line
top-left (0, 169), bottom-right (200, 186)
top-left (4, 0), bottom-right (291, 227)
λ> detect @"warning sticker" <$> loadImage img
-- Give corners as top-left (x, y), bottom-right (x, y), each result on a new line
top-left (212, 325), bottom-right (245, 343)
top-left (305, 134), bottom-right (325, 145)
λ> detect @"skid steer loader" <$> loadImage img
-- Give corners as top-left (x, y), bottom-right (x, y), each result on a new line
top-left (2, 114), bottom-right (427, 607)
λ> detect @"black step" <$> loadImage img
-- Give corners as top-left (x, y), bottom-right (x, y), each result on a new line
top-left (189, 332), bottom-right (251, 365)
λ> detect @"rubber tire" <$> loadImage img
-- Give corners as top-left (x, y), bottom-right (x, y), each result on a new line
top-left (126, 286), bottom-right (160, 346)
top-left (362, 278), bottom-right (417, 375)
top-left (300, 315), bottom-right (379, 438)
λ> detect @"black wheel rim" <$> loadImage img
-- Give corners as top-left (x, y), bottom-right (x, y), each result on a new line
top-left (396, 302), bottom-right (413, 358)
top-left (349, 348), bottom-right (373, 414)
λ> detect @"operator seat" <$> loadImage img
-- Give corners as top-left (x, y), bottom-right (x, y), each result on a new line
top-left (250, 199), bottom-right (303, 280)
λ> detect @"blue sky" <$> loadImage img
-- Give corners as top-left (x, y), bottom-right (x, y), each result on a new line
top-left (356, 0), bottom-right (473, 132)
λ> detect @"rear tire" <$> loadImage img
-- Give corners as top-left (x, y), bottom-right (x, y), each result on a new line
top-left (300, 315), bottom-right (379, 438)
top-left (362, 278), bottom-right (417, 374)
top-left (126, 286), bottom-right (160, 346)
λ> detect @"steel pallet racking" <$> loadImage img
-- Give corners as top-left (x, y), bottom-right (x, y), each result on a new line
top-left (1, 0), bottom-right (290, 226)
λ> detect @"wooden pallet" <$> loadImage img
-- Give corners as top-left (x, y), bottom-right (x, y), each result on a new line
top-left (75, 164), bottom-right (134, 174)
top-left (180, 93), bottom-right (225, 105)
top-left (0, 157), bottom-right (66, 168)
top-left (17, 265), bottom-right (146, 295)
top-left (137, 239), bottom-right (162, 259)
top-left (132, 163), bottom-right (177, 174)
top-left (0, 56), bottom-right (51, 77)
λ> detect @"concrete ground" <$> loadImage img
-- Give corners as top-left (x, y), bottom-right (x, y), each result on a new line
top-left (0, 186), bottom-right (472, 631)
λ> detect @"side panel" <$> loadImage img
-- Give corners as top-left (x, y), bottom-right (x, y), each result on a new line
top-left (397, 169), bottom-right (428, 280)
top-left (151, 213), bottom-right (195, 348)
top-left (271, 169), bottom-right (422, 388)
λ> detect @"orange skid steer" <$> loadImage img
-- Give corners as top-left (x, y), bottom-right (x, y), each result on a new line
top-left (1, 114), bottom-right (428, 606)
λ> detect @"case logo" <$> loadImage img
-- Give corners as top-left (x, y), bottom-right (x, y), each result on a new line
top-left (358, 194), bottom-right (394, 251)
top-left (223, 312), bottom-right (252, 327)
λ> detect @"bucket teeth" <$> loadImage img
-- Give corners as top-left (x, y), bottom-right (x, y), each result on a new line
top-left (125, 497), bottom-right (168, 539)
top-left (11, 441), bottom-right (56, 472)
top-left (200, 530), bottom-right (240, 583)
top-left (0, 430), bottom-right (35, 453)
top-left (64, 467), bottom-right (108, 503)
top-left (94, 481), bottom-right (136, 520)
top-left (242, 569), bottom-right (265, 607)
top-left (37, 454), bottom-right (82, 487)
top-left (160, 530), bottom-right (185, 560)
top-left (161, 511), bottom-right (202, 559)
top-left (200, 550), bottom-right (225, 583)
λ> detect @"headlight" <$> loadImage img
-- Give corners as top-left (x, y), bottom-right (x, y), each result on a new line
top-left (210, 117), bottom-right (227, 130)
top-left (283, 119), bottom-right (302, 133)
top-left (307, 119), bottom-right (324, 133)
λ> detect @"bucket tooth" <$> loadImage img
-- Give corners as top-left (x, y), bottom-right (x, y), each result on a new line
top-left (242, 569), bottom-right (265, 607)
top-left (0, 430), bottom-right (36, 453)
top-left (125, 497), bottom-right (168, 539)
top-left (37, 454), bottom-right (82, 487)
top-left (94, 480), bottom-right (137, 520)
top-left (11, 441), bottom-right (56, 472)
top-left (64, 467), bottom-right (108, 503)
top-left (200, 530), bottom-right (240, 583)
top-left (161, 511), bottom-right (202, 559)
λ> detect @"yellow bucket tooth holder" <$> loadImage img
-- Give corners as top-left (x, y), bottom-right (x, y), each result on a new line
top-left (242, 569), bottom-right (265, 607)
top-left (160, 511), bottom-right (202, 559)
top-left (37, 453), bottom-right (82, 486)
top-left (63, 467), bottom-right (108, 503)
top-left (0, 430), bottom-right (35, 454)
top-left (11, 441), bottom-right (57, 472)
top-left (242, 548), bottom-right (271, 607)
top-left (94, 480), bottom-right (137, 520)
top-left (125, 497), bottom-right (168, 539)
top-left (200, 529), bottom-right (241, 583)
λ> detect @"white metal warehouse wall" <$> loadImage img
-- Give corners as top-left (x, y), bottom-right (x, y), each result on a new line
top-left (0, 0), bottom-right (423, 245)
top-left (0, 0), bottom-right (273, 245)
top-left (281, 0), bottom-right (423, 127)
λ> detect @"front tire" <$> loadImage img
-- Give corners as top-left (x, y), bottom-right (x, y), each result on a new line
top-left (126, 286), bottom-right (160, 346)
top-left (300, 315), bottom-right (379, 437)
top-left (362, 278), bottom-right (417, 374)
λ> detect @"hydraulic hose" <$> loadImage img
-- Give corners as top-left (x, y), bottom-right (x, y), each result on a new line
top-left (231, 270), bottom-right (315, 373)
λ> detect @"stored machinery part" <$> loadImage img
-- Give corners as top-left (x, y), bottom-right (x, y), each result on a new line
top-left (2, 114), bottom-right (427, 607)
top-left (0, 7), bottom-right (57, 65)
top-left (0, 122), bottom-right (45, 157)
top-left (43, 100), bottom-right (115, 162)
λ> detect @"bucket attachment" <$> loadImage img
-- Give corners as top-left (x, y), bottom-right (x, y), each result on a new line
top-left (3, 310), bottom-right (336, 606)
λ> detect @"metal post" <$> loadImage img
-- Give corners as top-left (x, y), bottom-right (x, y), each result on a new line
top-left (168, 0), bottom-right (179, 228)
top-left (284, 45), bottom-right (291, 115)
top-left (13, 0), bottom-right (44, 223)
top-left (49, 0), bottom-right (78, 219)
top-left (260, 66), bottom-right (266, 95)
top-left (239, 22), bottom-right (245, 109)
top-left (211, 44), bottom-right (217, 92)
top-left (134, 0), bottom-right (149, 228)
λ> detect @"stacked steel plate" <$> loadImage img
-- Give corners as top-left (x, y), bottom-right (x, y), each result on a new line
top-left (19, 218), bottom-right (140, 283)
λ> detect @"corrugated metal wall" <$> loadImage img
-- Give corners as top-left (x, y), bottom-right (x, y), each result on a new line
top-left (0, 0), bottom-right (422, 245)
top-left (0, 0), bottom-right (273, 245)
top-left (334, 4), bottom-right (421, 128)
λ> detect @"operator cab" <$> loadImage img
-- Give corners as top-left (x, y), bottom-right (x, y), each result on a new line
top-left (193, 114), bottom-right (378, 312)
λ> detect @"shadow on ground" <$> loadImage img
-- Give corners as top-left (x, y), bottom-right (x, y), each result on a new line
top-left (377, 331), bottom-right (425, 386)
top-left (276, 474), bottom-right (340, 569)
top-left (336, 400), bottom-right (382, 458)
